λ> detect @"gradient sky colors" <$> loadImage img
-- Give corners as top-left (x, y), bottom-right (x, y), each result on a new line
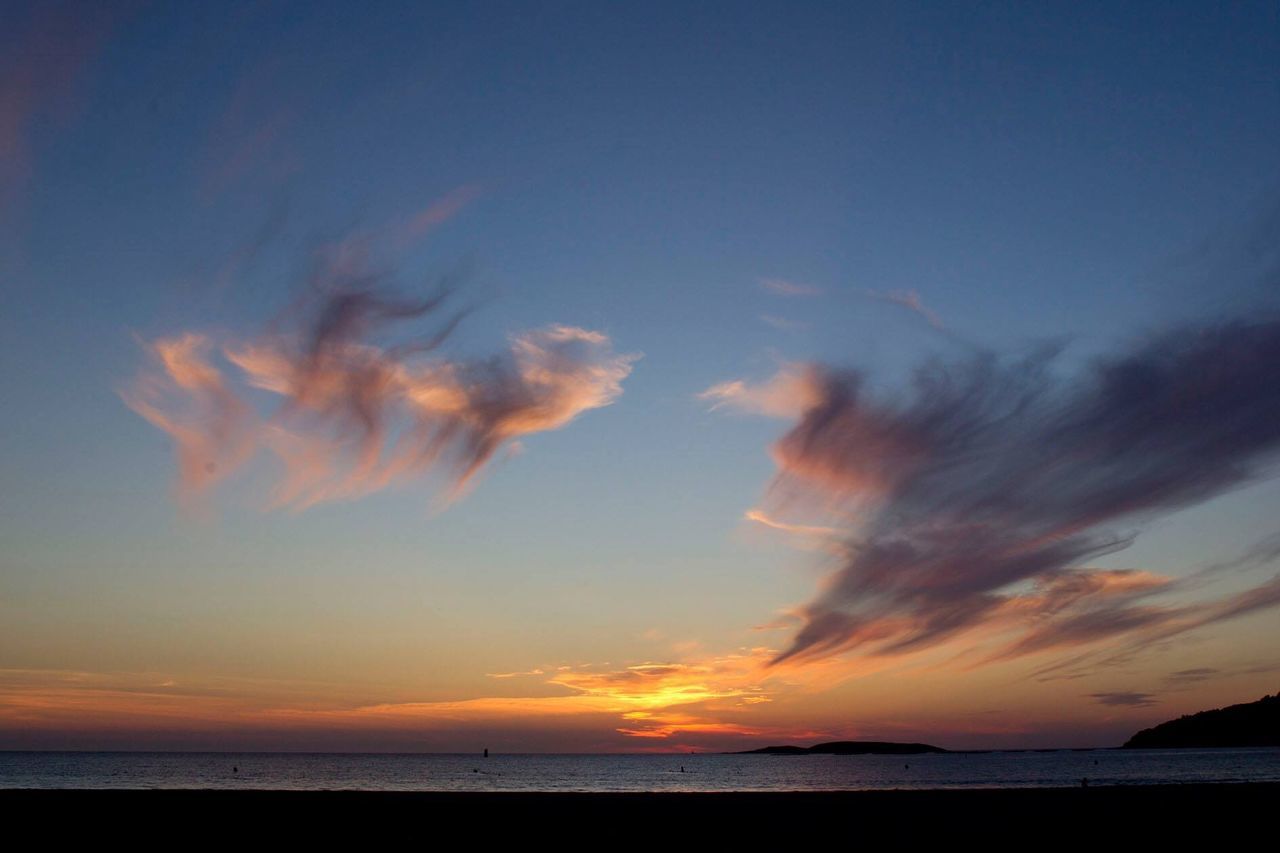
top-left (2, 1), bottom-right (1280, 752)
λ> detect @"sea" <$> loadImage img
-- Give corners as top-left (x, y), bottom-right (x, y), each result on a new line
top-left (2, 748), bottom-right (1279, 791)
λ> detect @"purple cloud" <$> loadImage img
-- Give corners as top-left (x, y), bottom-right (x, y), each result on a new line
top-left (715, 317), bottom-right (1280, 668)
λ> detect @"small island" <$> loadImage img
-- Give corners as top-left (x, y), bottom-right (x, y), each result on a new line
top-left (1123, 692), bottom-right (1280, 749)
top-left (737, 741), bottom-right (948, 755)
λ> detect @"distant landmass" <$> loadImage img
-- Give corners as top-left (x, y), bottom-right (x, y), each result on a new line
top-left (1123, 692), bottom-right (1280, 749)
top-left (737, 740), bottom-right (948, 755)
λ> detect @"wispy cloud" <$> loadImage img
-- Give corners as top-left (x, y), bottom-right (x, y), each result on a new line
top-left (486, 669), bottom-right (545, 679)
top-left (744, 508), bottom-right (842, 540)
top-left (697, 363), bottom-right (822, 419)
top-left (865, 289), bottom-right (944, 329)
top-left (1164, 668), bottom-right (1218, 686)
top-left (760, 314), bottom-right (808, 332)
top-left (760, 278), bottom-right (821, 297)
top-left (124, 245), bottom-right (637, 512)
top-left (200, 58), bottom-right (301, 197)
top-left (710, 317), bottom-right (1280, 669)
top-left (121, 333), bottom-right (260, 511)
top-left (398, 184), bottom-right (483, 246)
top-left (1089, 691), bottom-right (1158, 708)
top-left (0, 3), bottom-right (119, 213)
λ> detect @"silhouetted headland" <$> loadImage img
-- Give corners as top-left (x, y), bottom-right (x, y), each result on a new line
top-left (1123, 691), bottom-right (1280, 749)
top-left (736, 740), bottom-right (948, 755)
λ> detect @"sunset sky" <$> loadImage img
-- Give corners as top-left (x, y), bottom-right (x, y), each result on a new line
top-left (3, 1), bottom-right (1279, 752)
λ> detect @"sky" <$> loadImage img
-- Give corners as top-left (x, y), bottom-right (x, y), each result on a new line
top-left (2, 0), bottom-right (1279, 752)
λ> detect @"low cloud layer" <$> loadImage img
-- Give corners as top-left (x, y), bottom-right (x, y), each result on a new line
top-left (124, 256), bottom-right (637, 511)
top-left (709, 318), bottom-right (1280, 667)
top-left (0, 651), bottom-right (822, 750)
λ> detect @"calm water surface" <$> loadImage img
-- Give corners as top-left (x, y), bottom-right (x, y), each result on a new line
top-left (3, 749), bottom-right (1279, 791)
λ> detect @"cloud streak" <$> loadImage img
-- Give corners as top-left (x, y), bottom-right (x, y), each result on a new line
top-left (1164, 668), bottom-right (1217, 686)
top-left (760, 314), bottom-right (808, 332)
top-left (760, 278), bottom-right (821, 297)
top-left (697, 363), bottom-right (822, 419)
top-left (200, 56), bottom-right (301, 197)
top-left (1089, 691), bottom-right (1158, 708)
top-left (710, 318), bottom-right (1280, 668)
top-left (398, 184), bottom-right (483, 246)
top-left (744, 508), bottom-right (843, 541)
top-left (124, 249), bottom-right (637, 511)
top-left (0, 3), bottom-right (119, 214)
top-left (865, 289), bottom-right (944, 329)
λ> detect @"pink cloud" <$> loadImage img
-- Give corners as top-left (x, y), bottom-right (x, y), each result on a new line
top-left (123, 250), bottom-right (638, 512)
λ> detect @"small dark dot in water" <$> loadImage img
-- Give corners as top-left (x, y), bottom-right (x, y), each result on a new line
top-left (233, 766), bottom-right (238, 773)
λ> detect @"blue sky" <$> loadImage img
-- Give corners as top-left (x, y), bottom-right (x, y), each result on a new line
top-left (2, 1), bottom-right (1278, 750)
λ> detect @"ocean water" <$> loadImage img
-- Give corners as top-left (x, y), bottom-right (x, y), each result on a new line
top-left (2, 748), bottom-right (1279, 791)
